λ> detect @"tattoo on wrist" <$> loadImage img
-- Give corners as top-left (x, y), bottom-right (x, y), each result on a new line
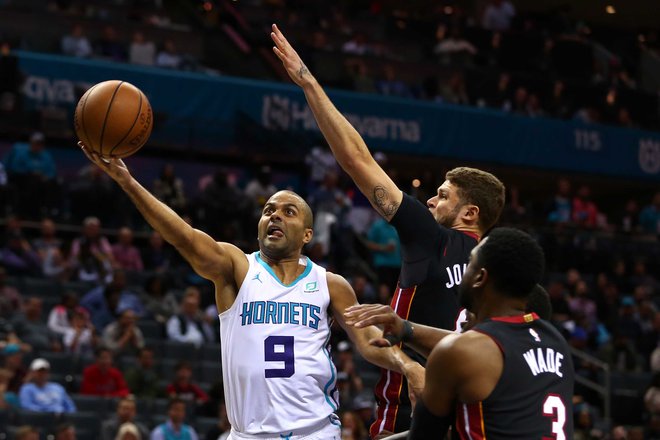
top-left (298, 63), bottom-right (309, 79)
top-left (373, 185), bottom-right (399, 217)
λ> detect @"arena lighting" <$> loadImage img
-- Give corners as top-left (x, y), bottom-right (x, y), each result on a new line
top-left (605, 5), bottom-right (616, 14)
top-left (412, 179), bottom-right (421, 188)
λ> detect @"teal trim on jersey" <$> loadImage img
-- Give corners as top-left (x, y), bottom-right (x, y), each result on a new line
top-left (322, 333), bottom-right (338, 411)
top-left (255, 252), bottom-right (313, 287)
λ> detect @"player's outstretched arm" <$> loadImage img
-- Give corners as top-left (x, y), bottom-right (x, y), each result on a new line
top-left (271, 24), bottom-right (402, 221)
top-left (79, 142), bottom-right (245, 285)
top-left (327, 273), bottom-right (424, 397)
top-left (343, 304), bottom-right (454, 358)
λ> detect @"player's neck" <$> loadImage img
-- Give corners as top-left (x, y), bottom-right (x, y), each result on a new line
top-left (475, 296), bottom-right (526, 322)
top-left (259, 251), bottom-right (307, 284)
top-left (453, 223), bottom-right (482, 240)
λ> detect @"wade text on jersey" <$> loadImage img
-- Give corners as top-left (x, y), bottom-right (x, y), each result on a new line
top-left (522, 347), bottom-right (565, 378)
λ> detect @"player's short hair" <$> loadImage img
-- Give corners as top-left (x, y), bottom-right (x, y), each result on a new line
top-left (445, 167), bottom-right (505, 231)
top-left (526, 284), bottom-right (552, 320)
top-left (477, 227), bottom-right (544, 299)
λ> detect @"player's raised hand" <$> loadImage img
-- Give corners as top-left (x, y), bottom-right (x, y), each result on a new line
top-left (344, 304), bottom-right (406, 347)
top-left (78, 141), bottom-right (131, 185)
top-left (271, 24), bottom-right (314, 87)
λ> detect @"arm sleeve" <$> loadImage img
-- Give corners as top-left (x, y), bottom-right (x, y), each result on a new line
top-left (19, 385), bottom-right (39, 411)
top-left (112, 370), bottom-right (130, 397)
top-left (390, 193), bottom-right (446, 261)
top-left (408, 398), bottom-right (452, 440)
top-left (150, 427), bottom-right (163, 440)
top-left (61, 387), bottom-right (76, 413)
top-left (166, 316), bottom-right (184, 342)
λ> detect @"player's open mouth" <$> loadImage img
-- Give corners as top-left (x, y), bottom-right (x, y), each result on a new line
top-left (267, 225), bottom-right (284, 238)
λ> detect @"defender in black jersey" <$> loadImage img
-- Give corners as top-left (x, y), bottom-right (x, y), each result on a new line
top-left (409, 228), bottom-right (574, 440)
top-left (271, 25), bottom-right (506, 437)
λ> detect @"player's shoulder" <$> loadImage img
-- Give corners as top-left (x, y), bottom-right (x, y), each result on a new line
top-left (434, 330), bottom-right (501, 367)
top-left (325, 271), bottom-right (351, 291)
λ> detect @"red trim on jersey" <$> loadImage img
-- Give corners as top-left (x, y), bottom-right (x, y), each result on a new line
top-left (443, 246), bottom-right (447, 257)
top-left (491, 313), bottom-right (539, 323)
top-left (460, 230), bottom-right (480, 242)
top-left (370, 285), bottom-right (417, 438)
top-left (455, 402), bottom-right (487, 440)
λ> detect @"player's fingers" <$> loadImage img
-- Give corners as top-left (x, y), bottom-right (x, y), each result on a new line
top-left (344, 303), bottom-right (381, 315)
top-left (272, 46), bottom-right (285, 61)
top-left (353, 313), bottom-right (394, 328)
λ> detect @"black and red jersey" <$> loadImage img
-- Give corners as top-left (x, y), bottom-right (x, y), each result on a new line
top-left (371, 193), bottom-right (478, 437)
top-left (453, 314), bottom-right (574, 439)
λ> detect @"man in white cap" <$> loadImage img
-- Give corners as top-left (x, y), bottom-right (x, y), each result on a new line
top-left (18, 358), bottom-right (76, 413)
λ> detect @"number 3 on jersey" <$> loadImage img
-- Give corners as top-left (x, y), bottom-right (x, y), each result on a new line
top-left (543, 394), bottom-right (566, 440)
top-left (264, 335), bottom-right (295, 378)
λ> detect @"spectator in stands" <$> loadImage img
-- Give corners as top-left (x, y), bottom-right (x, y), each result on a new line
top-left (334, 341), bottom-right (363, 405)
top-left (166, 288), bottom-right (214, 348)
top-left (547, 80), bottom-right (572, 119)
top-left (481, 0), bottom-right (516, 32)
top-left (62, 310), bottom-right (95, 356)
top-left (349, 273), bottom-right (377, 305)
top-left (166, 361), bottom-right (209, 405)
top-left (47, 291), bottom-right (88, 338)
top-left (150, 398), bottom-right (199, 440)
top-left (2, 343), bottom-right (27, 394)
top-left (346, 60), bottom-right (376, 94)
top-left (155, 39), bottom-right (182, 69)
top-left (69, 165), bottom-right (114, 222)
top-left (102, 308), bottom-right (145, 357)
top-left (141, 231), bottom-right (174, 273)
top-left (640, 191), bottom-right (660, 235)
top-left (646, 373), bottom-right (660, 415)
top-left (61, 24), bottom-right (92, 58)
top-left (547, 177), bottom-right (572, 225)
top-left (618, 199), bottom-right (640, 233)
top-left (115, 422), bottom-right (143, 440)
top-left (141, 274), bottom-right (178, 323)
top-left (11, 297), bottom-right (59, 352)
top-left (433, 26), bottom-right (478, 65)
top-left (439, 71), bottom-right (470, 105)
top-left (69, 217), bottom-right (116, 280)
top-left (18, 358), bottom-right (76, 413)
top-left (572, 185), bottom-right (600, 228)
top-left (568, 280), bottom-right (598, 329)
top-left (0, 230), bottom-right (41, 276)
top-left (125, 347), bottom-right (162, 399)
top-left (112, 227), bottom-right (144, 272)
top-left (129, 31), bottom-right (156, 66)
top-left (0, 367), bottom-right (19, 410)
top-left (95, 25), bottom-right (127, 62)
top-left (617, 107), bottom-right (638, 128)
top-left (366, 217), bottom-right (401, 295)
top-left (13, 426), bottom-right (39, 440)
top-left (199, 170), bottom-right (251, 241)
top-left (244, 165), bottom-right (278, 218)
top-left (341, 33), bottom-right (371, 55)
top-left (0, 266), bottom-right (22, 318)
top-left (53, 424), bottom-right (76, 440)
top-left (352, 394), bottom-right (376, 438)
top-left (101, 397), bottom-right (150, 440)
top-left (339, 410), bottom-right (368, 440)
top-left (80, 347), bottom-right (130, 397)
top-left (547, 281), bottom-right (571, 324)
top-left (204, 401), bottom-right (230, 440)
top-left (376, 65), bottom-right (412, 99)
top-left (81, 269), bottom-right (145, 331)
top-left (153, 164), bottom-right (186, 214)
top-left (31, 218), bottom-right (62, 259)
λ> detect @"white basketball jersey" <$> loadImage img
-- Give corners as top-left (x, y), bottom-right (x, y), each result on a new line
top-left (219, 252), bottom-right (339, 436)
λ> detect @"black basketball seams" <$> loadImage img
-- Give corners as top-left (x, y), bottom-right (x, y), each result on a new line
top-left (108, 86), bottom-right (143, 156)
top-left (98, 81), bottom-right (124, 156)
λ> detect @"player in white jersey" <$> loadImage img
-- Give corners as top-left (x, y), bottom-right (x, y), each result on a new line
top-left (78, 143), bottom-right (425, 440)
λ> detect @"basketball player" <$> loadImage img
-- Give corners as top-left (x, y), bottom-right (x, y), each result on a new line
top-left (408, 228), bottom-right (574, 439)
top-left (78, 143), bottom-right (424, 439)
top-left (271, 24), bottom-right (505, 437)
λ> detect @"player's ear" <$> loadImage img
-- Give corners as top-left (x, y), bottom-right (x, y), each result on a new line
top-left (473, 267), bottom-right (488, 288)
top-left (461, 204), bottom-right (479, 225)
top-left (302, 228), bottom-right (313, 244)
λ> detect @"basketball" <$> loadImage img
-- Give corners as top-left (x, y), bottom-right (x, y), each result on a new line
top-left (74, 80), bottom-right (153, 158)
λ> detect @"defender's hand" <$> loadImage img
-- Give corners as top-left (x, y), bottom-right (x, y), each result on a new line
top-left (78, 141), bottom-right (132, 186)
top-left (344, 304), bottom-right (406, 347)
top-left (270, 24), bottom-right (315, 88)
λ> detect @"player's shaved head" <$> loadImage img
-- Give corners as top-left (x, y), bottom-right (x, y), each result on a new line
top-left (273, 190), bottom-right (314, 229)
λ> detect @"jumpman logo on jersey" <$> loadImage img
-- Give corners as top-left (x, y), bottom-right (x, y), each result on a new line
top-left (252, 272), bottom-right (263, 283)
top-left (280, 432), bottom-right (293, 440)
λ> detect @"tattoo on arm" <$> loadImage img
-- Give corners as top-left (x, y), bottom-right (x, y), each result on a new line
top-left (373, 185), bottom-right (400, 218)
top-left (298, 63), bottom-right (309, 79)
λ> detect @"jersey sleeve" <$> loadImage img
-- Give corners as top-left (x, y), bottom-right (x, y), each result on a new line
top-left (389, 193), bottom-right (447, 260)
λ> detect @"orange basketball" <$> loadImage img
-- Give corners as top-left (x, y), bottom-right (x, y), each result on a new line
top-left (74, 80), bottom-right (153, 158)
